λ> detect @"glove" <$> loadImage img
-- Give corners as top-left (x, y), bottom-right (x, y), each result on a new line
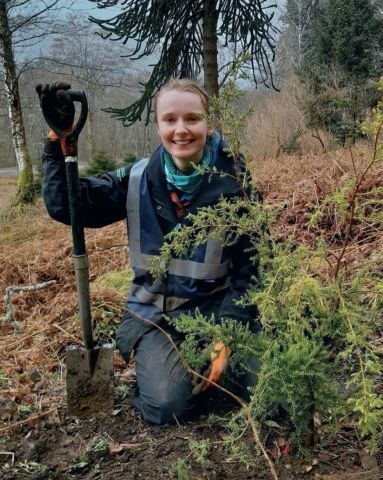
top-left (191, 341), bottom-right (232, 395)
top-left (36, 82), bottom-right (75, 140)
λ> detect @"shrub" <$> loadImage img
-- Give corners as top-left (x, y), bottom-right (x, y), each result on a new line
top-left (83, 151), bottom-right (117, 178)
top-left (120, 153), bottom-right (136, 165)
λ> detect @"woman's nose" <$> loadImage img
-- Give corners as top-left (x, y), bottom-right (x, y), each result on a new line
top-left (175, 121), bottom-right (187, 134)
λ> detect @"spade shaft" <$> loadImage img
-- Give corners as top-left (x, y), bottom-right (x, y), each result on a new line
top-left (41, 89), bottom-right (114, 417)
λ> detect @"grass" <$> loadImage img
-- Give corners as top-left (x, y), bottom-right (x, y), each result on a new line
top-left (92, 268), bottom-right (134, 296)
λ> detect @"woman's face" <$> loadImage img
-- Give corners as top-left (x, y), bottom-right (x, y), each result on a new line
top-left (156, 90), bottom-right (213, 174)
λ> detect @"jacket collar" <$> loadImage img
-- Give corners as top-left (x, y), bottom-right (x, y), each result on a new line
top-left (146, 142), bottom-right (242, 225)
top-left (146, 147), bottom-right (178, 224)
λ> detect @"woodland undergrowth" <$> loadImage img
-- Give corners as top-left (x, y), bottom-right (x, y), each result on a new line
top-left (149, 58), bottom-right (383, 471)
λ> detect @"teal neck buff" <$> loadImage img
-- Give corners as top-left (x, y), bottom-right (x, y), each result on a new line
top-left (163, 143), bottom-right (211, 194)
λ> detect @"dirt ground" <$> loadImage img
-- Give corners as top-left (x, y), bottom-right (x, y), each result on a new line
top-left (0, 153), bottom-right (382, 480)
top-left (1, 396), bottom-right (381, 480)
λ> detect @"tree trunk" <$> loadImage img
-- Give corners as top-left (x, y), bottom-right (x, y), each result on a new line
top-left (87, 110), bottom-right (94, 162)
top-left (0, 0), bottom-right (35, 207)
top-left (202, 0), bottom-right (219, 98)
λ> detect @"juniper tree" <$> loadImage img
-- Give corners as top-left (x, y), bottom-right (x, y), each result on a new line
top-left (88, 0), bottom-right (278, 125)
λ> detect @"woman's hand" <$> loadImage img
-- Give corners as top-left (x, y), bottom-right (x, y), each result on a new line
top-left (191, 341), bottom-right (232, 395)
top-left (36, 82), bottom-right (75, 140)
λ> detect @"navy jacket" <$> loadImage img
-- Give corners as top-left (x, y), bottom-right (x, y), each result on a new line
top-left (42, 139), bottom-right (262, 361)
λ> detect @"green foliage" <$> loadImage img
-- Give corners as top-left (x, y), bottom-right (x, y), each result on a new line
top-left (151, 58), bottom-right (383, 453)
top-left (324, 100), bottom-right (361, 147)
top-left (93, 268), bottom-right (134, 295)
top-left (66, 455), bottom-right (89, 473)
top-left (92, 300), bottom-right (121, 346)
top-left (224, 410), bottom-right (258, 467)
top-left (13, 461), bottom-right (48, 475)
top-left (171, 439), bottom-right (211, 477)
top-left (168, 311), bottom-right (259, 380)
top-left (121, 153), bottom-right (137, 165)
top-left (312, 0), bottom-right (383, 81)
top-left (11, 159), bottom-right (36, 209)
top-left (172, 458), bottom-right (190, 480)
top-left (86, 437), bottom-right (109, 453)
top-left (300, 0), bottom-right (383, 145)
top-left (188, 439), bottom-right (211, 471)
top-left (0, 371), bottom-right (12, 388)
top-left (91, 270), bottom-right (133, 345)
top-left (283, 131), bottom-right (303, 155)
top-left (18, 404), bottom-right (33, 417)
top-left (1, 435), bottom-right (10, 445)
top-left (82, 151), bottom-right (118, 178)
top-left (82, 151), bottom-right (136, 178)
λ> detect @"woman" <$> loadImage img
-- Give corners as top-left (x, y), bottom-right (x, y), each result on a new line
top-left (38, 79), bottom-right (261, 424)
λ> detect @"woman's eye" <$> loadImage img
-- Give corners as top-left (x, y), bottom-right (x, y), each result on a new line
top-left (165, 118), bottom-right (174, 123)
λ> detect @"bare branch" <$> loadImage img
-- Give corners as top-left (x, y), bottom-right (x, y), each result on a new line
top-left (10, 0), bottom-right (60, 33)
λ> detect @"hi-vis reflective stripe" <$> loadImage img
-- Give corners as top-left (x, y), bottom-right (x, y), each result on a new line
top-left (126, 159), bottom-right (228, 280)
top-left (169, 257), bottom-right (229, 279)
top-left (129, 252), bottom-right (229, 280)
top-left (129, 283), bottom-right (191, 312)
top-left (129, 283), bottom-right (164, 309)
top-left (130, 277), bottom-right (232, 312)
top-left (127, 159), bottom-right (148, 260)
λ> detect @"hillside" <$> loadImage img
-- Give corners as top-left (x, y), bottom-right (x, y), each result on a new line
top-left (0, 145), bottom-right (382, 479)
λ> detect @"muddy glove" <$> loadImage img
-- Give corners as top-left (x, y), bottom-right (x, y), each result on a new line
top-left (191, 342), bottom-right (232, 395)
top-left (36, 82), bottom-right (75, 140)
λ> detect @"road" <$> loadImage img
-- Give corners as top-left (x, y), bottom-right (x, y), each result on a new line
top-left (0, 168), bottom-right (21, 176)
top-left (0, 166), bottom-right (85, 177)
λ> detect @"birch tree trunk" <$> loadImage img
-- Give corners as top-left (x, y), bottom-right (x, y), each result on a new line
top-left (0, 0), bottom-right (35, 207)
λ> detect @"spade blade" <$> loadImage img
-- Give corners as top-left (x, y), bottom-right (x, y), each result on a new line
top-left (66, 344), bottom-right (114, 418)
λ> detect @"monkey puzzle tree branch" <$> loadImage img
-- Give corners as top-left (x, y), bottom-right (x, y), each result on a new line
top-left (88, 0), bottom-right (278, 125)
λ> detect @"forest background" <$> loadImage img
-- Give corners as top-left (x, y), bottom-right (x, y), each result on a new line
top-left (2, 0), bottom-right (382, 180)
top-left (1, 1), bottom-right (383, 479)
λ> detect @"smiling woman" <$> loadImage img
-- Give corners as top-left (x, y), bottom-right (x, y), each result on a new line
top-left (156, 90), bottom-right (213, 173)
top-left (154, 78), bottom-right (214, 173)
top-left (38, 78), bottom-right (262, 425)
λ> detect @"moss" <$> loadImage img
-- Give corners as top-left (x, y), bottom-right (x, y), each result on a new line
top-left (92, 269), bottom-right (134, 295)
top-left (10, 148), bottom-right (36, 209)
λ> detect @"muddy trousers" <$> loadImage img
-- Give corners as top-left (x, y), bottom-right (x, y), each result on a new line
top-left (130, 324), bottom-right (259, 425)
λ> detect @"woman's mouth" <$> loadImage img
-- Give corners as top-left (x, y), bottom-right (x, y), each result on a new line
top-left (173, 140), bottom-right (194, 145)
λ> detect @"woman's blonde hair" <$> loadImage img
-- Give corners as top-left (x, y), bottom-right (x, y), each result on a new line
top-left (154, 78), bottom-right (210, 122)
